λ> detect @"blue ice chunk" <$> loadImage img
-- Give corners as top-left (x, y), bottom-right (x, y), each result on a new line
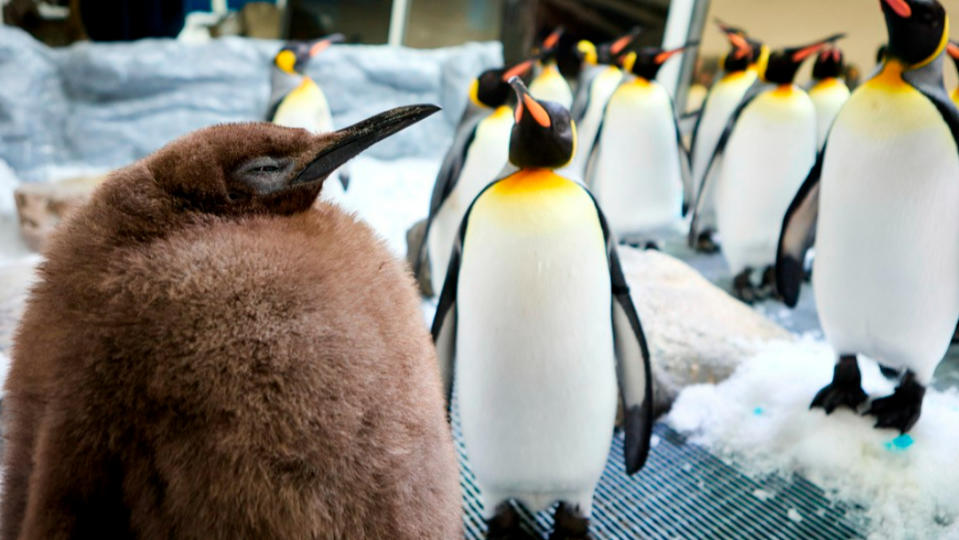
top-left (884, 434), bottom-right (914, 452)
top-left (753, 407), bottom-right (764, 416)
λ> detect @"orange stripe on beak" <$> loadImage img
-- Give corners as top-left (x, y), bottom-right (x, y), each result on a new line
top-left (610, 34), bottom-right (633, 55)
top-left (310, 40), bottom-right (331, 57)
top-left (655, 47), bottom-right (685, 65)
top-left (792, 43), bottom-right (826, 62)
top-left (948, 43), bottom-right (959, 59)
top-left (543, 28), bottom-right (562, 50)
top-left (502, 60), bottom-right (534, 81)
top-left (883, 0), bottom-right (912, 18)
top-left (522, 94), bottom-right (551, 127)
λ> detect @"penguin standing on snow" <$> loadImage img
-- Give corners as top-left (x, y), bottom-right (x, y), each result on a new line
top-left (268, 34), bottom-right (350, 200)
top-left (688, 21), bottom-right (763, 253)
top-left (529, 28), bottom-right (574, 108)
top-left (414, 59), bottom-right (535, 296)
top-left (809, 46), bottom-right (851, 149)
top-left (1, 106), bottom-right (463, 539)
top-left (585, 44), bottom-right (696, 246)
top-left (560, 29), bottom-right (640, 181)
top-left (690, 33), bottom-right (844, 302)
top-left (777, 0), bottom-right (959, 433)
top-left (432, 77), bottom-right (652, 540)
top-left (946, 40), bottom-right (959, 106)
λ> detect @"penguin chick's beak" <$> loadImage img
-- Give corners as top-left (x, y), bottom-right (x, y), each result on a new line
top-left (655, 42), bottom-right (699, 65)
top-left (883, 0), bottom-right (913, 18)
top-left (508, 76), bottom-right (551, 128)
top-left (310, 33), bottom-right (345, 57)
top-left (791, 33), bottom-right (846, 62)
top-left (292, 104), bottom-right (440, 186)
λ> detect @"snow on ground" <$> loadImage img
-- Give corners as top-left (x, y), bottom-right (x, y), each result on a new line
top-left (668, 338), bottom-right (959, 539)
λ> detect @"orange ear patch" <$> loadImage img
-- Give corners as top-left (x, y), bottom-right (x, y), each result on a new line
top-left (522, 94), bottom-right (551, 127)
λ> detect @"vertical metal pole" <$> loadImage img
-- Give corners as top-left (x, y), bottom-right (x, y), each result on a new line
top-left (388, 0), bottom-right (410, 47)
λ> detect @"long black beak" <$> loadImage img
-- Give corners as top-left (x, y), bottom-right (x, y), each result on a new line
top-left (292, 104), bottom-right (440, 186)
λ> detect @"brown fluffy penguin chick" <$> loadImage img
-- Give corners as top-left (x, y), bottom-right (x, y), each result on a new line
top-left (1, 105), bottom-right (463, 540)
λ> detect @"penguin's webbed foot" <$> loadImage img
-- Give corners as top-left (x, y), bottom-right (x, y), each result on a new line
top-left (864, 372), bottom-right (925, 433)
top-left (732, 268), bottom-right (760, 304)
top-left (549, 503), bottom-right (590, 540)
top-left (693, 230), bottom-right (720, 253)
top-left (486, 502), bottom-right (539, 540)
top-left (810, 355), bottom-right (868, 413)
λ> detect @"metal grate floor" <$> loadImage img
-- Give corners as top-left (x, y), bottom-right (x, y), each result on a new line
top-left (453, 410), bottom-right (863, 539)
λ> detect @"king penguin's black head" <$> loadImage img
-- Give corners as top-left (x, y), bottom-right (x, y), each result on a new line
top-left (590, 27), bottom-right (642, 66)
top-left (506, 77), bottom-right (574, 169)
top-left (470, 59), bottom-right (535, 109)
top-left (624, 43), bottom-right (697, 81)
top-left (880, 0), bottom-right (947, 67)
top-left (717, 22), bottom-right (754, 72)
top-left (764, 33), bottom-right (845, 84)
top-left (812, 47), bottom-right (845, 80)
top-left (273, 33), bottom-right (344, 75)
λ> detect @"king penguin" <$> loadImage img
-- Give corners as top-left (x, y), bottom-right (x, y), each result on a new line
top-left (431, 77), bottom-right (653, 540)
top-left (777, 0), bottom-right (959, 433)
top-left (947, 40), bottom-right (959, 106)
top-left (268, 34), bottom-right (350, 202)
top-left (529, 28), bottom-right (574, 109)
top-left (809, 46), bottom-right (851, 149)
top-left (584, 44), bottom-right (695, 246)
top-left (690, 33), bottom-right (844, 302)
top-left (1, 106), bottom-right (464, 539)
top-left (687, 21), bottom-right (763, 253)
top-left (415, 59), bottom-right (535, 296)
top-left (560, 29), bottom-right (640, 181)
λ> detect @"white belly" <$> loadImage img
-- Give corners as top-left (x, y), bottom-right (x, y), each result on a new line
top-left (810, 79), bottom-right (850, 149)
top-left (716, 87), bottom-right (817, 274)
top-left (456, 181), bottom-right (617, 510)
top-left (589, 80), bottom-right (684, 236)
top-left (427, 109), bottom-right (512, 293)
top-left (690, 71), bottom-right (758, 223)
top-left (530, 63), bottom-right (573, 109)
top-left (561, 66), bottom-right (622, 181)
top-left (814, 82), bottom-right (959, 383)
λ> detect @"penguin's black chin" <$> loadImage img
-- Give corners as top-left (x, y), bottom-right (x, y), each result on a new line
top-left (290, 104), bottom-right (440, 187)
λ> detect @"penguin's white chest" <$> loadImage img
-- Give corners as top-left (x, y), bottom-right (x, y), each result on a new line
top-left (716, 87), bottom-right (817, 274)
top-left (590, 80), bottom-right (683, 235)
top-left (809, 78), bottom-right (851, 148)
top-left (563, 66), bottom-right (622, 180)
top-left (691, 71), bottom-right (757, 195)
top-left (427, 107), bottom-right (513, 293)
top-left (529, 63), bottom-right (573, 108)
top-left (455, 172), bottom-right (617, 510)
top-left (814, 79), bottom-right (959, 382)
top-left (272, 79), bottom-right (333, 133)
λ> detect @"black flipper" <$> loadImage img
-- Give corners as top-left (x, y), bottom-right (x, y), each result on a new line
top-left (775, 148), bottom-right (824, 307)
top-left (584, 189), bottom-right (653, 475)
top-left (672, 110), bottom-right (693, 215)
top-left (688, 83), bottom-right (763, 246)
top-left (413, 106), bottom-right (484, 281)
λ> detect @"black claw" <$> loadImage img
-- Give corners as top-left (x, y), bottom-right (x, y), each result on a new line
top-left (864, 372), bottom-right (925, 434)
top-left (810, 355), bottom-right (868, 413)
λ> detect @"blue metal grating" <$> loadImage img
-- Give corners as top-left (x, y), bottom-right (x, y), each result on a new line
top-left (452, 407), bottom-right (864, 539)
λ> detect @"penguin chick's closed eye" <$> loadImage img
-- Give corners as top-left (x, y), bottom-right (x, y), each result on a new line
top-left (1, 111), bottom-right (462, 540)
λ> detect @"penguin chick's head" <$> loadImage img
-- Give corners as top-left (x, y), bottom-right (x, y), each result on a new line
top-left (470, 59), bottom-right (535, 108)
top-left (148, 104), bottom-right (438, 216)
top-left (507, 76), bottom-right (574, 169)
top-left (881, 0), bottom-right (947, 67)
top-left (812, 47), bottom-right (844, 80)
top-left (273, 33), bottom-right (344, 74)
top-left (623, 43), bottom-right (697, 81)
top-left (763, 33), bottom-right (845, 84)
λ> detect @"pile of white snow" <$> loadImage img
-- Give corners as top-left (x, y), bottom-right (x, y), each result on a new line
top-left (668, 339), bottom-right (959, 538)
